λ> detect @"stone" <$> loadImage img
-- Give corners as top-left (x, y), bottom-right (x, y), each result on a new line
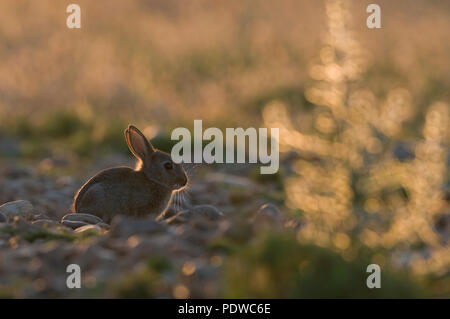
top-left (61, 220), bottom-right (90, 229)
top-left (191, 205), bottom-right (224, 220)
top-left (166, 207), bottom-right (223, 231)
top-left (253, 203), bottom-right (281, 225)
top-left (74, 224), bottom-right (102, 234)
top-left (0, 200), bottom-right (34, 220)
top-left (61, 213), bottom-right (104, 225)
top-left (0, 212), bottom-right (6, 223)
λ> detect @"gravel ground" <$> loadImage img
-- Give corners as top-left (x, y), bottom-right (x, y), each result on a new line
top-left (0, 157), bottom-right (293, 298)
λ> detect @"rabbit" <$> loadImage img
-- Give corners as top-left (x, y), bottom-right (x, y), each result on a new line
top-left (71, 125), bottom-right (188, 223)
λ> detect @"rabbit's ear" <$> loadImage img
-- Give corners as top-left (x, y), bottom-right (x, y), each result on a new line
top-left (125, 125), bottom-right (155, 161)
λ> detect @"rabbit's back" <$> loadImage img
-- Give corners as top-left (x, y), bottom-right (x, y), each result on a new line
top-left (73, 167), bottom-right (172, 222)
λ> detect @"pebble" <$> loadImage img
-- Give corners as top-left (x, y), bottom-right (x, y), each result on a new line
top-left (74, 224), bottom-right (103, 234)
top-left (0, 200), bottom-right (34, 220)
top-left (191, 205), bottom-right (224, 221)
top-left (61, 213), bottom-right (105, 225)
top-left (253, 203), bottom-right (281, 225)
top-left (166, 208), bottom-right (223, 231)
top-left (60, 220), bottom-right (90, 230)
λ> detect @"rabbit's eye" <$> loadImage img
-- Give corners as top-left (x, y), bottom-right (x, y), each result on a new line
top-left (164, 162), bottom-right (173, 170)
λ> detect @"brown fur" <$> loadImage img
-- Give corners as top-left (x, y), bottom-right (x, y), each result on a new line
top-left (72, 125), bottom-right (187, 223)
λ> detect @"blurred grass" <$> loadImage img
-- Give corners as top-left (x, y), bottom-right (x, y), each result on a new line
top-left (1, 0), bottom-right (448, 127)
top-left (108, 256), bottom-right (173, 298)
top-left (223, 232), bottom-right (426, 298)
top-left (0, 224), bottom-right (100, 243)
top-left (0, 112), bottom-right (129, 158)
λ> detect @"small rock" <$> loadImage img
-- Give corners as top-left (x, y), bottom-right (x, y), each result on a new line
top-left (0, 212), bottom-right (6, 223)
top-left (74, 224), bottom-right (102, 234)
top-left (0, 200), bottom-right (34, 220)
top-left (253, 203), bottom-right (281, 225)
top-left (166, 208), bottom-right (222, 231)
top-left (61, 213), bottom-right (105, 225)
top-left (61, 220), bottom-right (90, 230)
top-left (191, 205), bottom-right (224, 221)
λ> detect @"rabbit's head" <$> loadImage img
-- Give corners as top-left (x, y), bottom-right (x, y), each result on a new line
top-left (125, 125), bottom-right (188, 191)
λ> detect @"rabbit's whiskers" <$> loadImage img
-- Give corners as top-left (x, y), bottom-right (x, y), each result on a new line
top-left (173, 192), bottom-right (180, 211)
